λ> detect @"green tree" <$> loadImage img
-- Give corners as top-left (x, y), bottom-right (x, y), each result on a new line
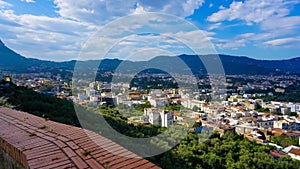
top-left (0, 96), bottom-right (14, 108)
top-left (271, 134), bottom-right (299, 147)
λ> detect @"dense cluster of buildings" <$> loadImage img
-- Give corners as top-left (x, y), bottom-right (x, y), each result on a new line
top-left (3, 72), bottom-right (300, 160)
top-left (3, 73), bottom-right (71, 99)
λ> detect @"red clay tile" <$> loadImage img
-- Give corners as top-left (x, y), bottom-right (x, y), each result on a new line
top-left (27, 150), bottom-right (61, 160)
top-left (122, 160), bottom-right (150, 169)
top-left (106, 156), bottom-right (130, 167)
top-left (54, 139), bottom-right (68, 148)
top-left (136, 162), bottom-right (157, 169)
top-left (0, 107), bottom-right (159, 169)
top-left (66, 141), bottom-right (80, 150)
top-left (149, 166), bottom-right (162, 169)
top-left (39, 160), bottom-right (72, 169)
top-left (86, 158), bottom-right (105, 169)
top-left (56, 135), bottom-right (71, 142)
top-left (63, 147), bottom-right (77, 158)
top-left (27, 152), bottom-right (67, 168)
top-left (75, 148), bottom-right (92, 160)
top-left (110, 158), bottom-right (141, 169)
top-left (71, 156), bottom-right (89, 169)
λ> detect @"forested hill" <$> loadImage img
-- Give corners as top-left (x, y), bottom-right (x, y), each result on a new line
top-left (0, 40), bottom-right (75, 73)
top-left (1, 39), bottom-right (300, 75)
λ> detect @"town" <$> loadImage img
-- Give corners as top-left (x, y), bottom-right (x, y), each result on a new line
top-left (2, 71), bottom-right (300, 161)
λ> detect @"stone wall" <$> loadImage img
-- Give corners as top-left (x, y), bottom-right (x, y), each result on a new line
top-left (0, 148), bottom-right (24, 169)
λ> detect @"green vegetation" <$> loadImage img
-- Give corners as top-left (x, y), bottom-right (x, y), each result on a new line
top-left (28, 132), bottom-right (37, 137)
top-left (130, 74), bottom-right (179, 90)
top-left (255, 104), bottom-right (282, 115)
top-left (150, 132), bottom-right (300, 169)
top-left (134, 100), bottom-right (151, 112)
top-left (270, 134), bottom-right (299, 147)
top-left (0, 96), bottom-right (14, 108)
top-left (256, 108), bottom-right (271, 113)
top-left (192, 105), bottom-right (199, 112)
top-left (290, 112), bottom-right (298, 116)
top-left (1, 85), bottom-right (80, 126)
top-left (38, 125), bottom-right (48, 130)
top-left (165, 103), bottom-right (182, 111)
top-left (117, 103), bottom-right (149, 117)
top-left (253, 86), bottom-right (300, 102)
top-left (2, 84), bottom-right (300, 168)
top-left (81, 150), bottom-right (91, 157)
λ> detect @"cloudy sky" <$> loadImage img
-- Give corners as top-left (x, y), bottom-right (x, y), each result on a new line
top-left (0, 0), bottom-right (300, 61)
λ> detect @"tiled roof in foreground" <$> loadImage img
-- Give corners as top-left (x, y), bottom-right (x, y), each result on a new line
top-left (0, 107), bottom-right (161, 169)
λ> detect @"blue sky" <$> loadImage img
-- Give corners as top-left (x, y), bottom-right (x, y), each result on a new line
top-left (0, 0), bottom-right (300, 61)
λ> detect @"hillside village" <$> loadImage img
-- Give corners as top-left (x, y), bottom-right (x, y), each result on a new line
top-left (2, 72), bottom-right (300, 161)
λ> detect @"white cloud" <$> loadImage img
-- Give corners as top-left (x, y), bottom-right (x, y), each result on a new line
top-left (132, 2), bottom-right (146, 14)
top-left (206, 0), bottom-right (300, 50)
top-left (0, 8), bottom-right (96, 61)
top-left (170, 30), bottom-right (216, 49)
top-left (238, 33), bottom-right (256, 39)
top-left (79, 33), bottom-right (186, 61)
top-left (207, 0), bottom-right (298, 25)
top-left (0, 0), bottom-right (12, 8)
top-left (53, 0), bottom-right (128, 24)
top-left (53, 0), bottom-right (204, 25)
top-left (237, 32), bottom-right (276, 41)
top-left (182, 0), bottom-right (205, 17)
top-left (21, 0), bottom-right (35, 3)
top-left (221, 32), bottom-right (300, 49)
top-left (71, 11), bottom-right (218, 61)
top-left (0, 0), bottom-right (208, 61)
top-left (140, 0), bottom-right (204, 17)
top-left (261, 16), bottom-right (300, 34)
top-left (207, 22), bottom-right (221, 30)
top-left (263, 37), bottom-right (300, 47)
top-left (215, 39), bottom-right (247, 50)
top-left (219, 5), bottom-right (225, 10)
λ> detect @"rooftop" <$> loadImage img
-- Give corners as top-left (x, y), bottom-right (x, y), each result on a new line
top-left (270, 151), bottom-right (286, 158)
top-left (0, 107), bottom-right (160, 169)
top-left (289, 148), bottom-right (300, 156)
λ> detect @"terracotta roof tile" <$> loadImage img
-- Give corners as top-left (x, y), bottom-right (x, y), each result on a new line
top-left (53, 139), bottom-right (68, 148)
top-left (27, 152), bottom-right (67, 168)
top-left (39, 160), bottom-right (72, 169)
top-left (136, 161), bottom-right (156, 169)
top-left (110, 158), bottom-right (142, 169)
top-left (66, 141), bottom-right (80, 150)
top-left (93, 150), bottom-right (112, 160)
top-left (120, 159), bottom-right (149, 169)
top-left (79, 152), bottom-right (94, 162)
top-left (149, 166), bottom-right (162, 169)
top-left (270, 151), bottom-right (285, 158)
top-left (63, 147), bottom-right (77, 158)
top-left (22, 143), bottom-right (58, 156)
top-left (26, 149), bottom-right (61, 161)
top-left (0, 107), bottom-right (161, 169)
top-left (86, 159), bottom-right (106, 169)
top-left (289, 148), bottom-right (300, 156)
top-left (71, 156), bottom-right (89, 169)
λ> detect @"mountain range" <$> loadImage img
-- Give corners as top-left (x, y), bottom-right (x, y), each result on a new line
top-left (1, 39), bottom-right (300, 76)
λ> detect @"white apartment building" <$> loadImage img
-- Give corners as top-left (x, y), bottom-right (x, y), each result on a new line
top-left (144, 108), bottom-right (174, 127)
